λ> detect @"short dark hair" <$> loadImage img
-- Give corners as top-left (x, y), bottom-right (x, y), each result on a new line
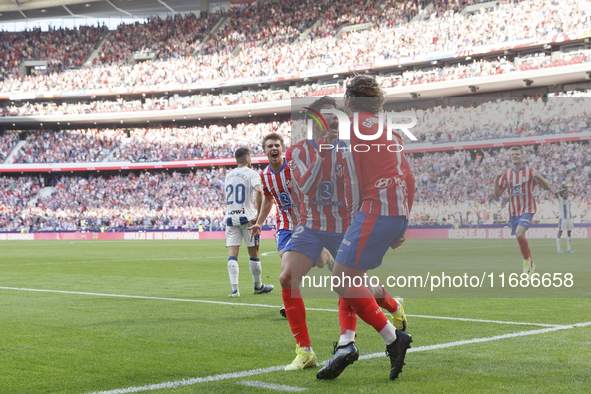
top-left (510, 146), bottom-right (523, 153)
top-left (235, 147), bottom-right (250, 164)
top-left (345, 75), bottom-right (384, 114)
top-left (308, 96), bottom-right (337, 113)
top-left (262, 133), bottom-right (285, 150)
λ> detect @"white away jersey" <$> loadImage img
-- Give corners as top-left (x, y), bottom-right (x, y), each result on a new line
top-left (224, 167), bottom-right (261, 226)
top-left (557, 195), bottom-right (574, 219)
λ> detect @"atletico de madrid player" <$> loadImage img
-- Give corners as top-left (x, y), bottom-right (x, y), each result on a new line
top-left (494, 146), bottom-right (552, 275)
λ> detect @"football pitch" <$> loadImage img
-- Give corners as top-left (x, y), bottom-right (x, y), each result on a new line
top-left (1, 239), bottom-right (590, 394)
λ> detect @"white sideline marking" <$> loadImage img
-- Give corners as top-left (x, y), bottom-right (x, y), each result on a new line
top-left (84, 321), bottom-right (591, 394)
top-left (407, 314), bottom-right (559, 328)
top-left (261, 251), bottom-right (278, 256)
top-left (0, 286), bottom-right (560, 328)
top-left (237, 381), bottom-right (307, 392)
top-left (0, 257), bottom-right (232, 267)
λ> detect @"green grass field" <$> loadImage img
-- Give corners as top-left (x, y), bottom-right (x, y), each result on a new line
top-left (1, 239), bottom-right (590, 394)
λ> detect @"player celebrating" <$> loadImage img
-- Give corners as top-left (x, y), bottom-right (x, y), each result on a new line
top-left (494, 146), bottom-right (551, 275)
top-left (249, 132), bottom-right (332, 318)
top-left (224, 148), bottom-right (274, 298)
top-left (319, 75), bottom-right (414, 381)
top-left (555, 188), bottom-right (577, 253)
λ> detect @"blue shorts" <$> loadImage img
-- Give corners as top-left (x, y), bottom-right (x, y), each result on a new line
top-left (284, 225), bottom-right (343, 265)
top-left (276, 229), bottom-right (292, 252)
top-left (510, 213), bottom-right (533, 236)
top-left (336, 212), bottom-right (408, 271)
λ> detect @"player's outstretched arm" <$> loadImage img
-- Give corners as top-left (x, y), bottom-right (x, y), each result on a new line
top-left (494, 171), bottom-right (505, 198)
top-left (532, 170), bottom-right (551, 191)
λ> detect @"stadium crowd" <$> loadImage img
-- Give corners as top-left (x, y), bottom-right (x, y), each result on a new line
top-left (0, 25), bottom-right (107, 79)
top-left (1, 0), bottom-right (589, 93)
top-left (0, 132), bottom-right (19, 163)
top-left (0, 176), bottom-right (42, 230)
top-left (12, 129), bottom-right (124, 164)
top-left (113, 121), bottom-right (290, 162)
top-left (5, 96), bottom-right (590, 165)
top-left (93, 13), bottom-right (221, 65)
top-left (3, 47), bottom-right (591, 119)
top-left (2, 141), bottom-right (589, 232)
top-left (409, 142), bottom-right (591, 224)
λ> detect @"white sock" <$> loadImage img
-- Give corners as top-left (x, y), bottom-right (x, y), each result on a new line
top-left (567, 237), bottom-right (572, 250)
top-left (379, 321), bottom-right (398, 345)
top-left (249, 258), bottom-right (262, 289)
top-left (338, 329), bottom-right (356, 346)
top-left (228, 257), bottom-right (239, 292)
top-left (556, 237), bottom-right (561, 251)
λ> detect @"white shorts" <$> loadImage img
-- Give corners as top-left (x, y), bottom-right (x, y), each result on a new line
top-left (559, 219), bottom-right (574, 232)
top-left (226, 224), bottom-right (260, 248)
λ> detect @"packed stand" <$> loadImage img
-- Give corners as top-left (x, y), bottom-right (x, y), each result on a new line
top-left (12, 129), bottom-right (125, 164)
top-left (401, 96), bottom-right (591, 143)
top-left (200, 0), bottom-right (320, 55)
top-left (0, 25), bottom-right (108, 80)
top-left (94, 13), bottom-right (221, 65)
top-left (2, 141), bottom-right (589, 231)
top-left (0, 176), bottom-right (42, 230)
top-left (409, 142), bottom-right (591, 225)
top-left (2, 0), bottom-right (590, 94)
top-left (114, 121), bottom-right (290, 162)
top-left (0, 131), bottom-right (19, 163)
top-left (6, 170), bottom-right (229, 232)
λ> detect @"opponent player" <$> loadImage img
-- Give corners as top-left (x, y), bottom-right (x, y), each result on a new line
top-left (224, 147), bottom-right (274, 298)
top-left (318, 75), bottom-right (414, 381)
top-left (555, 188), bottom-right (577, 253)
top-left (494, 146), bottom-right (551, 275)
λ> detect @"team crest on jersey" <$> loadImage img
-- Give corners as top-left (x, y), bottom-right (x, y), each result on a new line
top-left (335, 163), bottom-right (345, 177)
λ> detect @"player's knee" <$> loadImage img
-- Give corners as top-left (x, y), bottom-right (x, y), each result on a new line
top-left (279, 270), bottom-right (291, 289)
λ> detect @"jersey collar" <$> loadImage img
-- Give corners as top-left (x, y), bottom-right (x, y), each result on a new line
top-left (269, 158), bottom-right (286, 174)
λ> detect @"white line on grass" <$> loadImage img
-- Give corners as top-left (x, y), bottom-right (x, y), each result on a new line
top-left (84, 321), bottom-right (591, 394)
top-left (237, 381), bottom-right (307, 392)
top-left (0, 257), bottom-right (233, 267)
top-left (0, 286), bottom-right (561, 328)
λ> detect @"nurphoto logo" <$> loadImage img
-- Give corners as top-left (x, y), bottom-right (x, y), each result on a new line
top-left (304, 107), bottom-right (418, 152)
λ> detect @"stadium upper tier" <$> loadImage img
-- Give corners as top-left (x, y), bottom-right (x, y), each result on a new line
top-left (2, 48), bottom-right (590, 120)
top-left (1, 0), bottom-right (590, 98)
top-left (2, 96), bottom-right (591, 165)
top-left (1, 141), bottom-right (589, 232)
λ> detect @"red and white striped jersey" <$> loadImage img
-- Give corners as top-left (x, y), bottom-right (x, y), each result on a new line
top-left (289, 139), bottom-right (359, 233)
top-left (499, 165), bottom-right (539, 217)
top-left (260, 159), bottom-right (296, 231)
top-left (350, 112), bottom-right (410, 217)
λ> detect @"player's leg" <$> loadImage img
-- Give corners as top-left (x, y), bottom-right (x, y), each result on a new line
top-left (557, 226), bottom-right (564, 253)
top-left (320, 213), bottom-right (411, 380)
top-left (369, 283), bottom-right (406, 331)
top-left (243, 225), bottom-right (273, 294)
top-left (280, 247), bottom-right (317, 370)
top-left (316, 297), bottom-right (360, 380)
top-left (566, 225), bottom-right (573, 253)
top-left (227, 245), bottom-right (241, 298)
top-left (515, 225), bottom-right (535, 275)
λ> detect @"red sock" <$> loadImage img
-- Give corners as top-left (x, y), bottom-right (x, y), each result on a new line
top-left (338, 298), bottom-right (358, 335)
top-left (517, 237), bottom-right (531, 260)
top-left (375, 284), bottom-right (399, 314)
top-left (343, 286), bottom-right (389, 333)
top-left (282, 289), bottom-right (311, 347)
